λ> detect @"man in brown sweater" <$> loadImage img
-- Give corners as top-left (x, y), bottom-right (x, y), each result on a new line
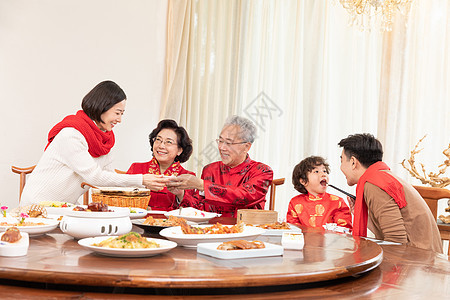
top-left (338, 133), bottom-right (443, 253)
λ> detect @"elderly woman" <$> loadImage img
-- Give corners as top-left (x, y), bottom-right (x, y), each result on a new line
top-left (20, 81), bottom-right (167, 207)
top-left (167, 115), bottom-right (273, 217)
top-left (126, 119), bottom-right (196, 211)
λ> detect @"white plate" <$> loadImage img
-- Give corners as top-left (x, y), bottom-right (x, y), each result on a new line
top-left (0, 218), bottom-right (59, 236)
top-left (128, 208), bottom-right (148, 220)
top-left (260, 223), bottom-right (302, 236)
top-left (44, 207), bottom-right (74, 216)
top-left (164, 207), bottom-right (221, 223)
top-left (197, 241), bottom-right (283, 259)
top-left (159, 225), bottom-right (265, 248)
top-left (0, 232), bottom-right (29, 257)
top-left (146, 210), bottom-right (168, 215)
top-left (78, 236), bottom-right (177, 257)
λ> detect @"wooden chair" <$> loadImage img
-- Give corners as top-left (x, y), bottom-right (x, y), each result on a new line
top-left (11, 165), bottom-right (90, 205)
top-left (11, 165), bottom-right (36, 201)
top-left (414, 185), bottom-right (450, 255)
top-left (268, 178), bottom-right (285, 211)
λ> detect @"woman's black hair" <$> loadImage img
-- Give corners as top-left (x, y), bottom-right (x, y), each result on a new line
top-left (81, 81), bottom-right (126, 123)
top-left (149, 119), bottom-right (193, 163)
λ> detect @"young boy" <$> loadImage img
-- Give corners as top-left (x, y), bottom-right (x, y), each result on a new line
top-left (286, 156), bottom-right (352, 229)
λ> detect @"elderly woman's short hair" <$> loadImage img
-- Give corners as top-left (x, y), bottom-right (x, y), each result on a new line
top-left (223, 115), bottom-right (257, 143)
top-left (149, 119), bottom-right (193, 163)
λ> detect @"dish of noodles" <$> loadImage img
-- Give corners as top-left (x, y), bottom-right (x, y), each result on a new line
top-left (93, 232), bottom-right (160, 249)
top-left (78, 233), bottom-right (178, 257)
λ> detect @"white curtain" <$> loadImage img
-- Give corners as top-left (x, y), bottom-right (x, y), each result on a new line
top-left (161, 0), bottom-right (450, 218)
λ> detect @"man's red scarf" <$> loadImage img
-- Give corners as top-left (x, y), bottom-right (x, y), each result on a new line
top-left (45, 110), bottom-right (115, 157)
top-left (353, 161), bottom-right (407, 237)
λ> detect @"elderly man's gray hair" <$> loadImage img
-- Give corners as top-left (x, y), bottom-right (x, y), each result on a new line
top-left (223, 115), bottom-right (257, 143)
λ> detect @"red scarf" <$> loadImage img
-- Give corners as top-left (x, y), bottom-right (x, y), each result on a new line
top-left (148, 157), bottom-right (182, 176)
top-left (353, 161), bottom-right (407, 237)
top-left (45, 110), bottom-right (115, 157)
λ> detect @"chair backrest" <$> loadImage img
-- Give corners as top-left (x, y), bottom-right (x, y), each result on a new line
top-left (268, 178), bottom-right (285, 211)
top-left (413, 185), bottom-right (450, 220)
top-left (414, 185), bottom-right (450, 256)
top-left (11, 165), bottom-right (36, 201)
top-left (115, 169), bottom-right (127, 174)
top-left (12, 165), bottom-right (90, 205)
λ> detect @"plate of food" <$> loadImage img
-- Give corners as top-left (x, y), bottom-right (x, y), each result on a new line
top-left (132, 215), bottom-right (189, 234)
top-left (0, 218), bottom-right (59, 236)
top-left (128, 207), bottom-right (148, 219)
top-left (197, 240), bottom-right (283, 259)
top-left (38, 201), bottom-right (75, 215)
top-left (159, 223), bottom-right (265, 247)
top-left (251, 222), bottom-right (302, 236)
top-left (0, 228), bottom-right (29, 257)
top-left (78, 232), bottom-right (177, 257)
top-left (164, 207), bottom-right (221, 223)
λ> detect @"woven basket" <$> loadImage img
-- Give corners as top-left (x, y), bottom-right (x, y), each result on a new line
top-left (91, 194), bottom-right (150, 209)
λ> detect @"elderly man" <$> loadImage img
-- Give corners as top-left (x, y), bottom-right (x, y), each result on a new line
top-left (338, 133), bottom-right (442, 253)
top-left (167, 115), bottom-right (273, 217)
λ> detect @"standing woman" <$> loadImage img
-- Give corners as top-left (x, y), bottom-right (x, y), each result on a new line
top-left (127, 119), bottom-right (195, 211)
top-left (20, 81), bottom-right (167, 206)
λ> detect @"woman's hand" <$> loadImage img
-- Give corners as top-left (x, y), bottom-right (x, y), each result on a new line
top-left (166, 174), bottom-right (204, 191)
top-left (142, 174), bottom-right (167, 191)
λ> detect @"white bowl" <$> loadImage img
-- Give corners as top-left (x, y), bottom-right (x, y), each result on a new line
top-left (60, 207), bottom-right (131, 239)
top-left (0, 231), bottom-right (29, 256)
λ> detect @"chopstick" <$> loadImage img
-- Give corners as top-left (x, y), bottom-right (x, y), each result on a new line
top-left (327, 184), bottom-right (356, 200)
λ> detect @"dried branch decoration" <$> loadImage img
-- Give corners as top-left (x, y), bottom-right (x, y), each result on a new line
top-left (401, 135), bottom-right (450, 188)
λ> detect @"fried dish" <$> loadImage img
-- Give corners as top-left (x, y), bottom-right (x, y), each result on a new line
top-left (439, 214), bottom-right (450, 224)
top-left (217, 240), bottom-right (265, 250)
top-left (27, 204), bottom-right (47, 218)
top-left (181, 222), bottom-right (244, 234)
top-left (143, 215), bottom-right (187, 226)
top-left (256, 222), bottom-right (290, 230)
top-left (93, 232), bottom-right (160, 249)
top-left (1, 227), bottom-right (22, 243)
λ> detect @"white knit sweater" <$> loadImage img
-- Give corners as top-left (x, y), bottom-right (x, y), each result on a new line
top-left (20, 128), bottom-right (143, 206)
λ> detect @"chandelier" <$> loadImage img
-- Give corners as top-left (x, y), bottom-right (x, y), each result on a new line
top-left (339, 0), bottom-right (414, 31)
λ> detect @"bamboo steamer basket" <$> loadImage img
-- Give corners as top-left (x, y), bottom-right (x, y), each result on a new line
top-left (82, 183), bottom-right (150, 209)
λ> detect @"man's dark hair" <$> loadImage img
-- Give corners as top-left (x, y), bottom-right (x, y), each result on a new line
top-left (149, 119), bottom-right (193, 163)
top-left (82, 81), bottom-right (126, 123)
top-left (338, 133), bottom-right (383, 168)
top-left (292, 156), bottom-right (330, 194)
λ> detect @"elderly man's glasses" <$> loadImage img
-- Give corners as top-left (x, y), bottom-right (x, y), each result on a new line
top-left (153, 137), bottom-right (177, 147)
top-left (215, 139), bottom-right (248, 147)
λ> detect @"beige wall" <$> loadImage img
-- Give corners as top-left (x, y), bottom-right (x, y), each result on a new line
top-left (0, 0), bottom-right (168, 208)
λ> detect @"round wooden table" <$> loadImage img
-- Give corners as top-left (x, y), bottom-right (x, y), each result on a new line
top-left (0, 223), bottom-right (448, 298)
top-left (0, 227), bottom-right (381, 288)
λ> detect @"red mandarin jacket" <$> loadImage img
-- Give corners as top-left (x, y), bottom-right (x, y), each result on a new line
top-left (286, 193), bottom-right (353, 229)
top-left (184, 155), bottom-right (273, 217)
